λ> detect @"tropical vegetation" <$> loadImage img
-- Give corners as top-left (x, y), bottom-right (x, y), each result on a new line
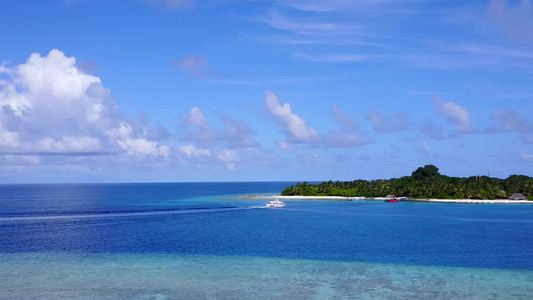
top-left (281, 165), bottom-right (533, 200)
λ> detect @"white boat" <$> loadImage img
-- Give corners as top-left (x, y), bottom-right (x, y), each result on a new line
top-left (266, 199), bottom-right (285, 208)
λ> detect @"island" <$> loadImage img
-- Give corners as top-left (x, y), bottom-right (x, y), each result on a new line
top-left (281, 165), bottom-right (533, 201)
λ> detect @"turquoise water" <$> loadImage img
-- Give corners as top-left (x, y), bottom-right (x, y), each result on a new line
top-left (2, 253), bottom-right (532, 299)
top-left (1, 183), bottom-right (533, 299)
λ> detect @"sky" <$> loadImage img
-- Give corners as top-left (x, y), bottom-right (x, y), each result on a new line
top-left (0, 0), bottom-right (532, 183)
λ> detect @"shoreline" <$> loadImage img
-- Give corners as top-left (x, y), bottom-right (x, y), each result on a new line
top-left (420, 198), bottom-right (532, 204)
top-left (242, 195), bottom-right (532, 204)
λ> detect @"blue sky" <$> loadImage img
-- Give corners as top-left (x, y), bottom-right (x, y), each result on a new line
top-left (1, 0), bottom-right (532, 183)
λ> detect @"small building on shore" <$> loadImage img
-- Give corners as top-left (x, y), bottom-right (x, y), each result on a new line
top-left (385, 194), bottom-right (396, 200)
top-left (509, 193), bottom-right (526, 200)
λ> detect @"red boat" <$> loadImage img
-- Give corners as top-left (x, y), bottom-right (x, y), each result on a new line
top-left (385, 194), bottom-right (398, 202)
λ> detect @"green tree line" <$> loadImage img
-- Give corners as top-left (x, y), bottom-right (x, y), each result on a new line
top-left (281, 165), bottom-right (533, 200)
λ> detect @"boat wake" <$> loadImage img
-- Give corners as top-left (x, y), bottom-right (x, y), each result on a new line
top-left (0, 205), bottom-right (265, 222)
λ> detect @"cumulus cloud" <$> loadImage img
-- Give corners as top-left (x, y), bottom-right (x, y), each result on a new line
top-left (180, 108), bottom-right (217, 148)
top-left (0, 49), bottom-right (168, 158)
top-left (106, 123), bottom-right (169, 157)
top-left (217, 149), bottom-right (240, 170)
top-left (179, 144), bottom-right (211, 157)
top-left (0, 50), bottom-right (277, 179)
top-left (17, 50), bottom-right (101, 100)
top-left (366, 110), bottom-right (409, 133)
top-left (487, 0), bottom-right (533, 44)
top-left (264, 91), bottom-right (320, 143)
top-left (172, 54), bottom-right (216, 79)
top-left (184, 107), bottom-right (208, 128)
top-left (433, 97), bottom-right (474, 134)
top-left (264, 97), bottom-right (371, 149)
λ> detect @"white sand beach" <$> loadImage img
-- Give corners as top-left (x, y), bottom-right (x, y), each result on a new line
top-left (423, 199), bottom-right (532, 204)
top-left (248, 195), bottom-right (532, 204)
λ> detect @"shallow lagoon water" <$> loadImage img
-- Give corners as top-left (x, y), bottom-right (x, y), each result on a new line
top-left (1, 183), bottom-right (533, 299)
top-left (2, 253), bottom-right (533, 299)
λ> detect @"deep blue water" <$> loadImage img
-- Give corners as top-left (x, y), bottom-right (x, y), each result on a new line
top-left (1, 182), bottom-right (533, 270)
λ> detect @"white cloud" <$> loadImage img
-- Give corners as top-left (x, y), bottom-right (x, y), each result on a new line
top-left (187, 107), bottom-right (208, 128)
top-left (433, 97), bottom-right (474, 134)
top-left (179, 145), bottom-right (211, 157)
top-left (264, 98), bottom-right (371, 148)
top-left (15, 49), bottom-right (101, 100)
top-left (0, 51), bottom-right (277, 180)
top-left (107, 123), bottom-right (168, 157)
top-left (180, 109), bottom-right (217, 148)
top-left (0, 49), bottom-right (168, 158)
top-left (264, 91), bottom-right (320, 143)
top-left (217, 149), bottom-right (240, 170)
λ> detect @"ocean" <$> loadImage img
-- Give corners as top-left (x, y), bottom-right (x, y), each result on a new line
top-left (1, 182), bottom-right (532, 299)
